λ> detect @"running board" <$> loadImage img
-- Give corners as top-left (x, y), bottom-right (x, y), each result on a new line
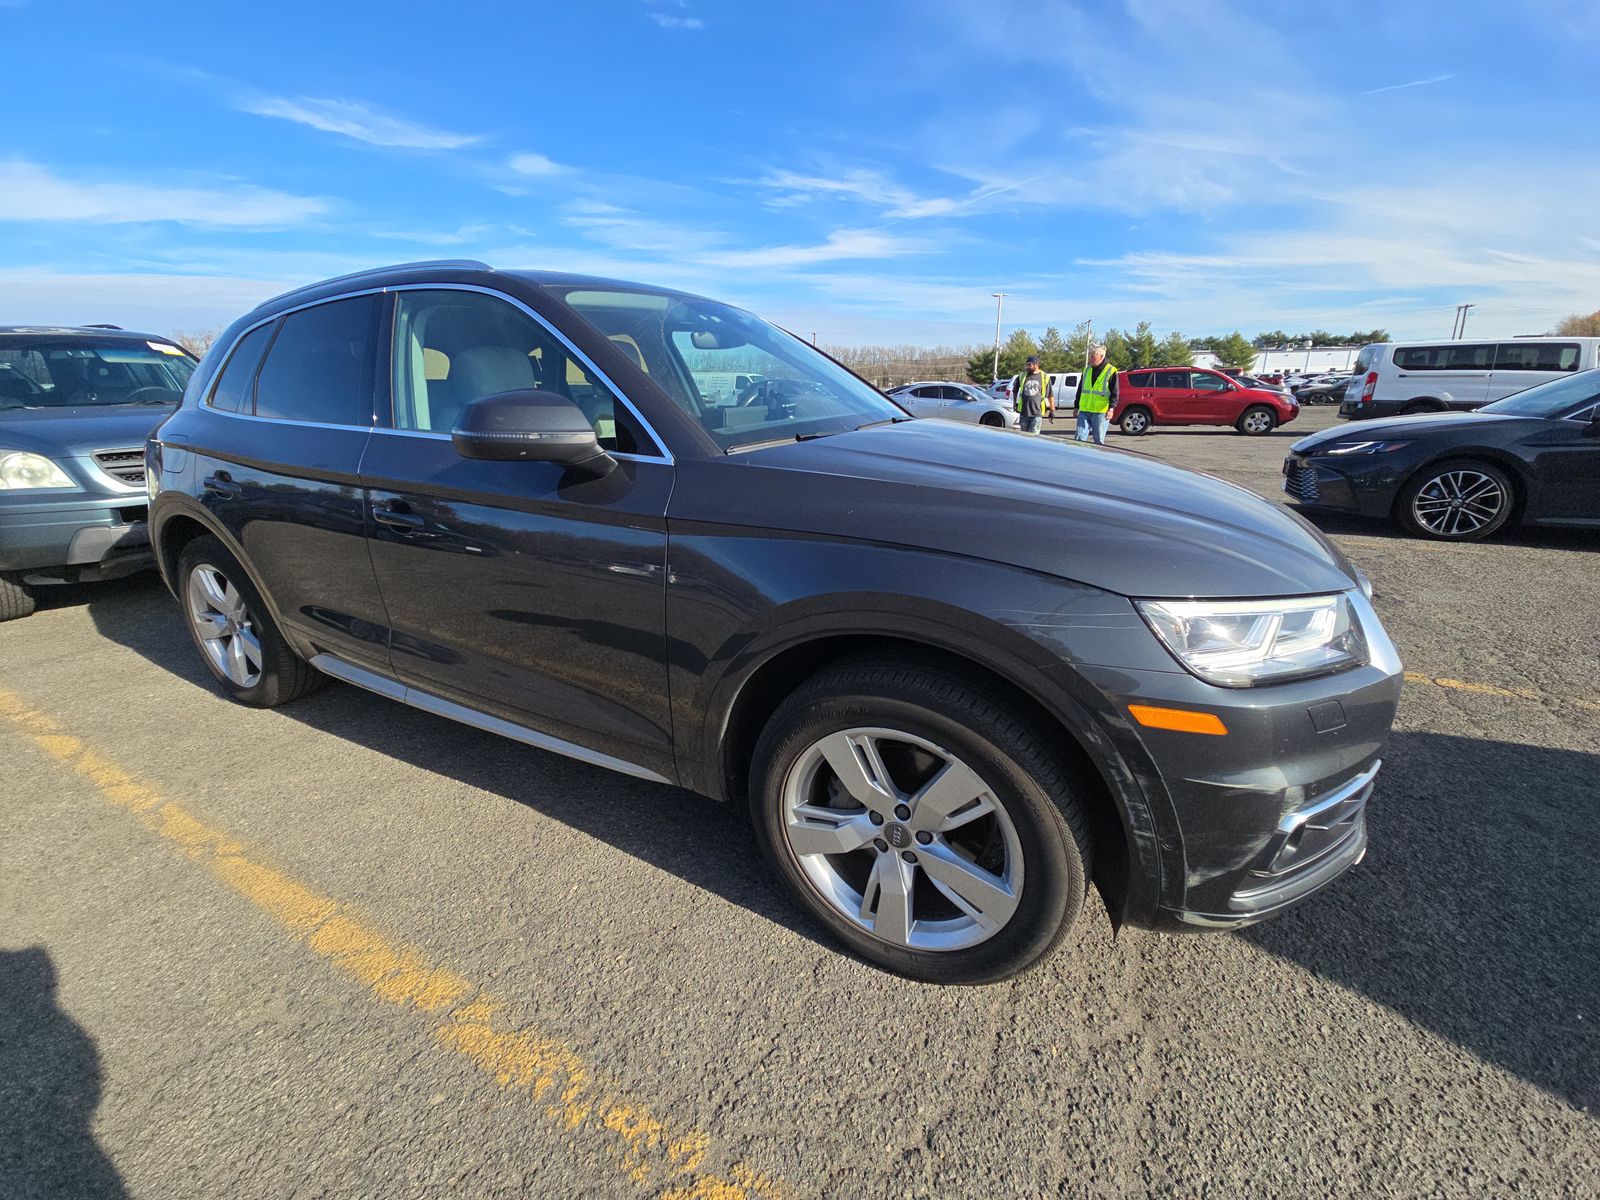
top-left (307, 654), bottom-right (672, 786)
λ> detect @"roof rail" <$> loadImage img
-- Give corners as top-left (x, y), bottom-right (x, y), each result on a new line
top-left (255, 260), bottom-right (492, 311)
top-left (82, 323), bottom-right (124, 329)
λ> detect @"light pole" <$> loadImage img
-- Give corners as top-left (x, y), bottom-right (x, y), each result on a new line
top-left (991, 293), bottom-right (1007, 382)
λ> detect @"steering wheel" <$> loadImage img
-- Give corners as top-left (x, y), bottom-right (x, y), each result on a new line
top-left (121, 386), bottom-right (175, 405)
top-left (736, 379), bottom-right (772, 407)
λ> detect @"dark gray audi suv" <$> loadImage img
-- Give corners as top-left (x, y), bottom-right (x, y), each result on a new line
top-left (146, 260), bottom-right (1403, 983)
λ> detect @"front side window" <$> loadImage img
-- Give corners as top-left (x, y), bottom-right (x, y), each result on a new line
top-left (0, 339), bottom-right (194, 409)
top-left (390, 289), bottom-right (650, 455)
top-left (254, 296), bottom-right (376, 425)
top-left (1191, 372), bottom-right (1229, 391)
top-left (1494, 341), bottom-right (1580, 373)
top-left (553, 286), bottom-right (905, 451)
top-left (1481, 368), bottom-right (1600, 419)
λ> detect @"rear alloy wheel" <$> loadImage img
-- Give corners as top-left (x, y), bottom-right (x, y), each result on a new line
top-left (750, 657), bottom-right (1091, 984)
top-left (0, 572), bottom-right (37, 622)
top-left (1118, 407), bottom-right (1152, 435)
top-left (177, 535), bottom-right (325, 707)
top-left (1397, 459), bottom-right (1513, 541)
top-left (1237, 405), bottom-right (1277, 435)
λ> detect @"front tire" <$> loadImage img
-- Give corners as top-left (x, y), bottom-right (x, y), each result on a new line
top-left (979, 411), bottom-right (1005, 428)
top-left (1396, 459), bottom-right (1513, 541)
top-left (749, 657), bottom-right (1092, 984)
top-left (1237, 405), bottom-right (1277, 435)
top-left (0, 572), bottom-right (37, 622)
top-left (1118, 406), bottom-right (1152, 435)
top-left (177, 535), bottom-right (324, 707)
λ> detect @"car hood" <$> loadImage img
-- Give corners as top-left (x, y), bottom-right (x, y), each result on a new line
top-left (0, 405), bottom-right (176, 457)
top-left (728, 420), bottom-right (1358, 598)
top-left (1292, 410), bottom-right (1526, 452)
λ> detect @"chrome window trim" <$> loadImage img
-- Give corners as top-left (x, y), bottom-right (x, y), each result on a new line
top-left (199, 408), bottom-right (378, 436)
top-left (386, 282), bottom-right (673, 463)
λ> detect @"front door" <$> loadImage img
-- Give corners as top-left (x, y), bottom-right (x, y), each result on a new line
top-left (184, 294), bottom-right (392, 672)
top-left (1525, 406), bottom-right (1600, 522)
top-left (1180, 370), bottom-right (1234, 423)
top-left (359, 287), bottom-right (677, 782)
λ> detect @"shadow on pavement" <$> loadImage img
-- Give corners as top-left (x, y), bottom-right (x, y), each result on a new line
top-left (86, 585), bottom-right (834, 954)
top-left (86, 589), bottom-right (1600, 1106)
top-left (1242, 730), bottom-right (1600, 1111)
top-left (1299, 510), bottom-right (1600, 553)
top-left (0, 948), bottom-right (128, 1200)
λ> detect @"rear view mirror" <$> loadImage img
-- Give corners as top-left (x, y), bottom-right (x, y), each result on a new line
top-left (452, 389), bottom-right (614, 476)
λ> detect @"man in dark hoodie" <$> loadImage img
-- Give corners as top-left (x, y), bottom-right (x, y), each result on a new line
top-left (1015, 355), bottom-right (1051, 433)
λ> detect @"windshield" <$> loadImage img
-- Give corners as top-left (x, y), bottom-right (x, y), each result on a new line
top-left (551, 287), bottom-right (904, 450)
top-left (0, 339), bottom-right (195, 410)
top-left (1481, 368), bottom-right (1600, 419)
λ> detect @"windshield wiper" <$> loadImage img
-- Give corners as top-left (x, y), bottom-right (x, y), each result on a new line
top-left (853, 416), bottom-right (914, 431)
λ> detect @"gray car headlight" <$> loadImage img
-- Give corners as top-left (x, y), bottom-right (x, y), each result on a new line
top-left (1135, 594), bottom-right (1367, 687)
top-left (0, 451), bottom-right (76, 490)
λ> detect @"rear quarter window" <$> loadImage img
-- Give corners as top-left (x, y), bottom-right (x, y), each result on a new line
top-left (207, 323), bottom-right (274, 413)
top-left (1494, 342), bottom-right (1580, 372)
top-left (1125, 371), bottom-right (1153, 388)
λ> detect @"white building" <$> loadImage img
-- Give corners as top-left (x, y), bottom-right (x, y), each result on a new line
top-left (1252, 345), bottom-right (1363, 375)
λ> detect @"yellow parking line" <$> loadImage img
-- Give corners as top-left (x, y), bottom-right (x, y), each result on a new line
top-left (0, 687), bottom-right (790, 1200)
top-left (1403, 670), bottom-right (1600, 715)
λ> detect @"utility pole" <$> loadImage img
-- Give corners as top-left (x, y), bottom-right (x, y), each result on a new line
top-left (1450, 303), bottom-right (1477, 338)
top-left (1083, 317), bottom-right (1093, 374)
top-left (990, 293), bottom-right (1007, 382)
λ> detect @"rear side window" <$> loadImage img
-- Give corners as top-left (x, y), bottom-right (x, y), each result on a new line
top-left (207, 323), bottom-right (274, 413)
top-left (1153, 370), bottom-right (1188, 389)
top-left (254, 295), bottom-right (377, 426)
top-left (1125, 371), bottom-right (1153, 388)
top-left (1394, 344), bottom-right (1494, 371)
top-left (1494, 341), bottom-right (1580, 372)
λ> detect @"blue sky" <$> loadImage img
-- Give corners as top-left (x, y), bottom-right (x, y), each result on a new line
top-left (2, 0), bottom-right (1595, 346)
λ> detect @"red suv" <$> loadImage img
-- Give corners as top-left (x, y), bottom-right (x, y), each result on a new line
top-left (1112, 367), bottom-right (1300, 436)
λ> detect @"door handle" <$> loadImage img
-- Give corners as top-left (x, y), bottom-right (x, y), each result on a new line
top-left (203, 472), bottom-right (242, 498)
top-left (371, 500), bottom-right (427, 532)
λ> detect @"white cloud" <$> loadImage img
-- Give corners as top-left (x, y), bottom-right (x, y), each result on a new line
top-left (1362, 73), bottom-right (1455, 96)
top-left (698, 229), bottom-right (925, 269)
top-left (506, 152), bottom-right (565, 176)
top-left (0, 161), bottom-right (326, 227)
top-left (240, 94), bottom-right (484, 150)
top-left (648, 14), bottom-right (705, 29)
top-left (0, 269), bottom-right (286, 331)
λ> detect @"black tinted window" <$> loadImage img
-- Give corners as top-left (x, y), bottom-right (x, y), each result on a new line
top-left (1126, 371), bottom-right (1153, 388)
top-left (1494, 341), bottom-right (1580, 372)
top-left (1394, 344), bottom-right (1494, 371)
top-left (1153, 370), bottom-right (1188, 389)
top-left (911, 386), bottom-right (939, 398)
top-left (207, 324), bottom-right (273, 413)
top-left (254, 296), bottom-right (375, 425)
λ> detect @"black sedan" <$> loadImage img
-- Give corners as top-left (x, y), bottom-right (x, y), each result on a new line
top-left (1284, 369), bottom-right (1600, 540)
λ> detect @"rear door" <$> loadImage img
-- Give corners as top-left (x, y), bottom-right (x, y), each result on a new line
top-left (358, 286), bottom-right (677, 782)
top-left (899, 385), bottom-right (943, 418)
top-left (185, 294), bottom-right (392, 672)
top-left (1488, 341), bottom-right (1582, 403)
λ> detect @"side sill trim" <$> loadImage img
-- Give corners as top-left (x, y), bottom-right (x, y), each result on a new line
top-left (308, 653), bottom-right (672, 786)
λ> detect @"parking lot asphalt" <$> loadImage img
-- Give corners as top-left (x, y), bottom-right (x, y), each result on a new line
top-left (2, 406), bottom-right (1596, 1199)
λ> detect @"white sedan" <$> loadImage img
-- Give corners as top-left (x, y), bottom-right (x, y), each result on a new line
top-left (887, 381), bottom-right (1021, 428)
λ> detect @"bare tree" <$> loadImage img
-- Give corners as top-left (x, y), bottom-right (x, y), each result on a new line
top-left (822, 344), bottom-right (986, 390)
top-left (1554, 310), bottom-right (1600, 337)
top-left (169, 329), bottom-right (222, 359)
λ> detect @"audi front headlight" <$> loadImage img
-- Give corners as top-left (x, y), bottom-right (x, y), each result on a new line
top-left (0, 451), bottom-right (76, 490)
top-left (1135, 594), bottom-right (1367, 687)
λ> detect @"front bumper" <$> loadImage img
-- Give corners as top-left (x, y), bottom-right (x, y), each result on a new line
top-left (0, 493), bottom-right (153, 581)
top-left (1281, 453), bottom-right (1408, 519)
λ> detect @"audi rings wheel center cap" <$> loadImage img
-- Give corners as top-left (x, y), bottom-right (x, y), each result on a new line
top-left (885, 823), bottom-right (912, 850)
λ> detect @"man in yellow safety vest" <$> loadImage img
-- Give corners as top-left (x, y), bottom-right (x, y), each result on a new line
top-left (1073, 345), bottom-right (1118, 445)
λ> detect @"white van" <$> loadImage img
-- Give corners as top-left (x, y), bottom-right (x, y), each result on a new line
top-left (1340, 337), bottom-right (1600, 420)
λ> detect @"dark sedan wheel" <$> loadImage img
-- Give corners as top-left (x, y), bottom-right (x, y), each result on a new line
top-left (177, 535), bottom-right (324, 707)
top-left (980, 411), bottom-right (1005, 428)
top-left (749, 657), bottom-right (1091, 984)
top-left (1397, 460), bottom-right (1513, 541)
top-left (1237, 406), bottom-right (1277, 435)
top-left (1118, 406), bottom-right (1152, 435)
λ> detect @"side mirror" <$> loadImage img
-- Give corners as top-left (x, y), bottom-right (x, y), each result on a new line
top-left (452, 389), bottom-right (614, 476)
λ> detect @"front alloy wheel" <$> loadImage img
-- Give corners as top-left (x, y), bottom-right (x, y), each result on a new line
top-left (781, 727), bottom-right (1023, 952)
top-left (750, 657), bottom-right (1091, 983)
top-left (1398, 460), bottom-right (1512, 540)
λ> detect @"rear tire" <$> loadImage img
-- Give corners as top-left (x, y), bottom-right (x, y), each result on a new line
top-left (749, 656), bottom-right (1092, 984)
top-left (1118, 406), bottom-right (1152, 435)
top-left (1401, 401), bottom-right (1444, 415)
top-left (1396, 459), bottom-right (1514, 541)
top-left (1237, 405), bottom-right (1277, 435)
top-left (0, 573), bottom-right (37, 622)
top-left (176, 535), bottom-right (325, 707)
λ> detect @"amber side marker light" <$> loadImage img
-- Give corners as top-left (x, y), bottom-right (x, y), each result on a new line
top-left (1128, 705), bottom-right (1229, 735)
